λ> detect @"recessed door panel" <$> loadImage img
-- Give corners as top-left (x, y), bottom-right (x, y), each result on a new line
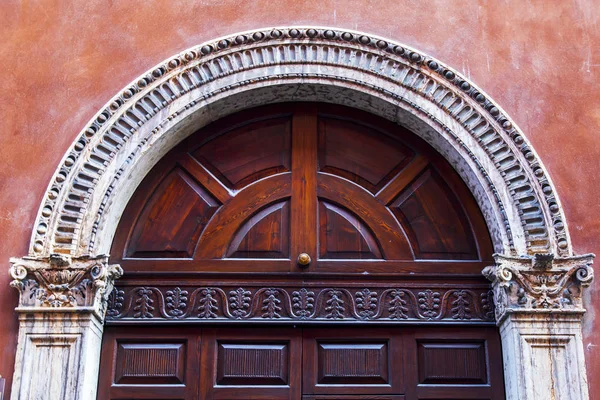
top-left (98, 328), bottom-right (200, 400)
top-left (317, 342), bottom-right (389, 385)
top-left (303, 328), bottom-right (404, 396)
top-left (114, 342), bottom-right (186, 385)
top-left (216, 342), bottom-right (289, 385)
top-left (200, 328), bottom-right (302, 400)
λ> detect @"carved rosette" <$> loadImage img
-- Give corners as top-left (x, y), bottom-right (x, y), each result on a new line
top-left (483, 253), bottom-right (594, 322)
top-left (9, 254), bottom-right (123, 320)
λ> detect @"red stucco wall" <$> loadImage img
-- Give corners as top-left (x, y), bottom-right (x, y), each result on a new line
top-left (1, 0), bottom-right (599, 397)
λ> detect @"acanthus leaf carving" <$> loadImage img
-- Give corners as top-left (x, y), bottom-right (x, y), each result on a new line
top-left (355, 288), bottom-right (378, 320)
top-left (482, 253), bottom-right (594, 322)
top-left (325, 289), bottom-right (346, 320)
top-left (9, 254), bottom-right (122, 319)
top-left (166, 287), bottom-right (188, 317)
top-left (418, 289), bottom-right (441, 319)
top-left (481, 290), bottom-right (495, 320)
top-left (133, 287), bottom-right (154, 319)
top-left (106, 287), bottom-right (125, 317)
top-left (451, 290), bottom-right (472, 320)
top-left (105, 285), bottom-right (495, 323)
top-left (197, 287), bottom-right (218, 319)
top-left (292, 288), bottom-right (315, 319)
top-left (229, 287), bottom-right (251, 319)
top-left (388, 289), bottom-right (409, 320)
top-left (261, 288), bottom-right (282, 319)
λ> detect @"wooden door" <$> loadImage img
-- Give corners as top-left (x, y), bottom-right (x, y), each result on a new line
top-left (99, 103), bottom-right (504, 399)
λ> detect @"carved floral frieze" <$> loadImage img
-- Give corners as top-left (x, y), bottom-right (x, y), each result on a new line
top-left (105, 284), bottom-right (495, 323)
top-left (9, 254), bottom-right (123, 318)
top-left (483, 253), bottom-right (594, 322)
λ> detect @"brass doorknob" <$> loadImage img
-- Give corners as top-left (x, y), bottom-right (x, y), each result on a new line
top-left (297, 253), bottom-right (311, 267)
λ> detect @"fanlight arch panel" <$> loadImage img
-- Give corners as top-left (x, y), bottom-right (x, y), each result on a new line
top-left (111, 103), bottom-right (492, 275)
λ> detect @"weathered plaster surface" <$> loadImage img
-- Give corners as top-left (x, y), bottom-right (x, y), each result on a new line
top-left (1, 1), bottom-right (599, 398)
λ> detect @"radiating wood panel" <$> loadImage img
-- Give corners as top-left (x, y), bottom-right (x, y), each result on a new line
top-left (127, 168), bottom-right (220, 258)
top-left (319, 201), bottom-right (381, 259)
top-left (317, 174), bottom-right (414, 261)
top-left (115, 342), bottom-right (185, 385)
top-left (196, 173), bottom-right (291, 260)
top-left (114, 102), bottom-right (492, 270)
top-left (318, 116), bottom-right (413, 193)
top-left (417, 341), bottom-right (488, 385)
top-left (389, 168), bottom-right (478, 260)
top-left (227, 201), bottom-right (290, 258)
top-left (216, 342), bottom-right (289, 385)
top-left (191, 116), bottom-right (292, 189)
top-left (317, 342), bottom-right (389, 384)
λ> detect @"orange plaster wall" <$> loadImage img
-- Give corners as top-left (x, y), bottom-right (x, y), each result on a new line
top-left (0, 0), bottom-right (599, 397)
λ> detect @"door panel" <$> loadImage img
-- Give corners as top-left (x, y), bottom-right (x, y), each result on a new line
top-left (317, 115), bottom-right (414, 193)
top-left (190, 115), bottom-right (292, 190)
top-left (404, 327), bottom-right (504, 400)
top-left (127, 167), bottom-right (221, 258)
top-left (98, 328), bottom-right (200, 400)
top-left (389, 168), bottom-right (478, 260)
top-left (316, 174), bottom-right (413, 261)
top-left (318, 200), bottom-right (382, 259)
top-left (199, 328), bottom-right (302, 400)
top-left (302, 328), bottom-right (404, 396)
top-left (103, 103), bottom-right (503, 400)
top-left (226, 200), bottom-right (290, 258)
top-left (98, 326), bottom-right (504, 400)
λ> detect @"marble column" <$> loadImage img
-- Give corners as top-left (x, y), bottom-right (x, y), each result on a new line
top-left (483, 253), bottom-right (594, 400)
top-left (9, 254), bottom-right (122, 400)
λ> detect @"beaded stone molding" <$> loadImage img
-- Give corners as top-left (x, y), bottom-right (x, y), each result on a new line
top-left (483, 253), bottom-right (594, 322)
top-left (29, 26), bottom-right (572, 258)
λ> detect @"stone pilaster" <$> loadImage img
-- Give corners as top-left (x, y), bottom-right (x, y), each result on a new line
top-left (483, 253), bottom-right (594, 400)
top-left (9, 254), bottom-right (122, 400)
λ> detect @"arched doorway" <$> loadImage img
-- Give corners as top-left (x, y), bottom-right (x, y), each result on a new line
top-left (98, 103), bottom-right (505, 399)
top-left (8, 27), bottom-right (593, 400)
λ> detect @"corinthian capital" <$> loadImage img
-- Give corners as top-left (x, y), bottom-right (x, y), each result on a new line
top-left (482, 253), bottom-right (594, 322)
top-left (9, 254), bottom-right (123, 319)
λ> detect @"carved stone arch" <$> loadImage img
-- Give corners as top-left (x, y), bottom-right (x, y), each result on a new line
top-left (29, 27), bottom-right (569, 259)
top-left (8, 27), bottom-right (594, 400)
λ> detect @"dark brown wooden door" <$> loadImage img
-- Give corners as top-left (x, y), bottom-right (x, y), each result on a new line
top-left (100, 103), bottom-right (504, 399)
top-left (99, 326), bottom-right (504, 400)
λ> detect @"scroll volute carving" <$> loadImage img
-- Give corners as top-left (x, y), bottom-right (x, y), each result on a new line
top-left (9, 253), bottom-right (123, 319)
top-left (483, 253), bottom-right (594, 322)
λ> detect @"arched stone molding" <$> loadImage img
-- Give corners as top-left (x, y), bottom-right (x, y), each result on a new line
top-left (29, 27), bottom-right (571, 259)
top-left (8, 27), bottom-right (595, 400)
